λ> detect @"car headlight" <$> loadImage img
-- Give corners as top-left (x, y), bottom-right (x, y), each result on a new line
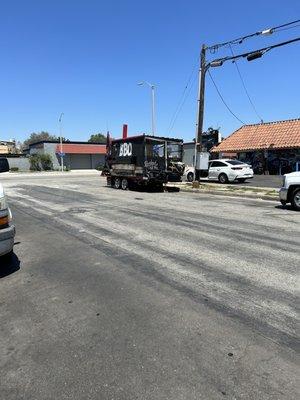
top-left (0, 195), bottom-right (8, 211)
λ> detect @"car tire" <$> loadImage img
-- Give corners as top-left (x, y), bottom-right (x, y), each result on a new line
top-left (1, 250), bottom-right (13, 262)
top-left (280, 200), bottom-right (287, 207)
top-left (121, 178), bottom-right (128, 190)
top-left (218, 173), bottom-right (228, 184)
top-left (187, 172), bottom-right (194, 182)
top-left (291, 188), bottom-right (300, 211)
top-left (114, 177), bottom-right (121, 189)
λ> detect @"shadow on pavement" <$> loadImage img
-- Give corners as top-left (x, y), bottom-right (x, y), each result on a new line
top-left (105, 185), bottom-right (166, 193)
top-left (0, 253), bottom-right (21, 278)
top-left (275, 204), bottom-right (297, 212)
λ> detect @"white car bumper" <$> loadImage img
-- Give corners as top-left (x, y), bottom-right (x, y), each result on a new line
top-left (229, 173), bottom-right (254, 181)
top-left (0, 225), bottom-right (15, 256)
top-left (236, 171), bottom-right (253, 178)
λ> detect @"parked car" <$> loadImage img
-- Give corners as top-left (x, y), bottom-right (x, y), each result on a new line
top-left (279, 171), bottom-right (300, 211)
top-left (184, 159), bottom-right (254, 183)
top-left (0, 159), bottom-right (15, 259)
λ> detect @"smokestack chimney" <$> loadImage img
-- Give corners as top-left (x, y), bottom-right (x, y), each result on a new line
top-left (122, 124), bottom-right (128, 139)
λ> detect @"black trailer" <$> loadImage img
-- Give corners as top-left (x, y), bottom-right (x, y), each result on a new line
top-left (106, 135), bottom-right (184, 190)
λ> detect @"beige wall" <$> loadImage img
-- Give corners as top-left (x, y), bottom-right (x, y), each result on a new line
top-left (0, 145), bottom-right (9, 154)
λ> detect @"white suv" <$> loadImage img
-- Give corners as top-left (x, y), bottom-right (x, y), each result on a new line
top-left (279, 171), bottom-right (300, 211)
top-left (184, 159), bottom-right (254, 183)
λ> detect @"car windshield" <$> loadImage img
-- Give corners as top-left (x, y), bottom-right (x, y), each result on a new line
top-left (226, 160), bottom-right (245, 165)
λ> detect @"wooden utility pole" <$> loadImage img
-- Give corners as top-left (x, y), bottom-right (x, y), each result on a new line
top-left (194, 44), bottom-right (207, 180)
top-left (196, 44), bottom-right (207, 151)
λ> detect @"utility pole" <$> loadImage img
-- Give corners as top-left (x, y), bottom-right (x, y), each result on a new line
top-left (197, 44), bottom-right (207, 150)
top-left (194, 44), bottom-right (207, 180)
top-left (192, 34), bottom-right (300, 181)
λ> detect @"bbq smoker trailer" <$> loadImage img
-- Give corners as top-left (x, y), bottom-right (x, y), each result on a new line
top-left (105, 135), bottom-right (184, 190)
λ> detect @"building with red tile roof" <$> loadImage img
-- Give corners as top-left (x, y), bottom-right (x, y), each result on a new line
top-left (211, 119), bottom-right (300, 175)
top-left (211, 119), bottom-right (300, 153)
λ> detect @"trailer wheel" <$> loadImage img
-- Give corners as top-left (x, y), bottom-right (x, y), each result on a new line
top-left (114, 177), bottom-right (121, 189)
top-left (187, 172), bottom-right (194, 182)
top-left (121, 178), bottom-right (128, 190)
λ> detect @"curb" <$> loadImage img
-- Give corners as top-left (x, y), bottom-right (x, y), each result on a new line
top-left (165, 185), bottom-right (278, 202)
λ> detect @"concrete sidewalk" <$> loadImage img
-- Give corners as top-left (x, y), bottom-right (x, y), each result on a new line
top-left (1, 169), bottom-right (102, 179)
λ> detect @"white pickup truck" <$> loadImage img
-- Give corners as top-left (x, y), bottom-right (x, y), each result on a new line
top-left (279, 171), bottom-right (300, 211)
top-left (0, 158), bottom-right (15, 259)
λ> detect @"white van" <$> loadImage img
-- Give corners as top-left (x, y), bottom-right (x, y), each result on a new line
top-left (0, 158), bottom-right (15, 259)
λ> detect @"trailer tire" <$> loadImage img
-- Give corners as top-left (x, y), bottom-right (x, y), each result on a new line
top-left (187, 172), bottom-right (194, 182)
top-left (155, 183), bottom-right (164, 192)
top-left (121, 178), bottom-right (128, 190)
top-left (114, 177), bottom-right (121, 189)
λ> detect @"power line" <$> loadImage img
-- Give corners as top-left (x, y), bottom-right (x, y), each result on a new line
top-left (229, 44), bottom-right (263, 122)
top-left (168, 73), bottom-right (198, 134)
top-left (209, 37), bottom-right (300, 66)
top-left (207, 19), bottom-right (300, 53)
top-left (167, 60), bottom-right (198, 134)
top-left (208, 69), bottom-right (245, 125)
top-left (273, 19), bottom-right (300, 30)
top-left (275, 23), bottom-right (300, 33)
top-left (206, 37), bottom-right (300, 123)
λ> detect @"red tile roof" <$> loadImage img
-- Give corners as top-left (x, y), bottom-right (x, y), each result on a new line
top-left (211, 119), bottom-right (300, 153)
top-left (56, 144), bottom-right (106, 154)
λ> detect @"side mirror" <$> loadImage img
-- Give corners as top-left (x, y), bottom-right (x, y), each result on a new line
top-left (0, 158), bottom-right (9, 173)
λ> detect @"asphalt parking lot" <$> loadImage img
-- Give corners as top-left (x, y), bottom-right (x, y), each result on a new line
top-left (0, 172), bottom-right (299, 400)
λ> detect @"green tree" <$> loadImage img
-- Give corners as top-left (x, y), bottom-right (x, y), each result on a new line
top-left (23, 131), bottom-right (70, 149)
top-left (23, 131), bottom-right (57, 149)
top-left (88, 133), bottom-right (106, 144)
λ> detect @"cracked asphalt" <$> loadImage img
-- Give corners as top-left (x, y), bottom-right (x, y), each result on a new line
top-left (0, 172), bottom-right (299, 400)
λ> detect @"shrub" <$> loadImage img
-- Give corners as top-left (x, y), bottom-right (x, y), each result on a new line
top-left (40, 154), bottom-right (53, 171)
top-left (95, 163), bottom-right (104, 171)
top-left (30, 154), bottom-right (41, 171)
top-left (10, 167), bottom-right (19, 172)
top-left (29, 154), bottom-right (53, 171)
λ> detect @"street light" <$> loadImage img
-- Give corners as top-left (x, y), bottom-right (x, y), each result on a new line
top-left (58, 112), bottom-right (64, 172)
top-left (138, 81), bottom-right (156, 136)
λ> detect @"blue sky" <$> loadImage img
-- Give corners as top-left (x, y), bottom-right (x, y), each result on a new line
top-left (0, 0), bottom-right (299, 143)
